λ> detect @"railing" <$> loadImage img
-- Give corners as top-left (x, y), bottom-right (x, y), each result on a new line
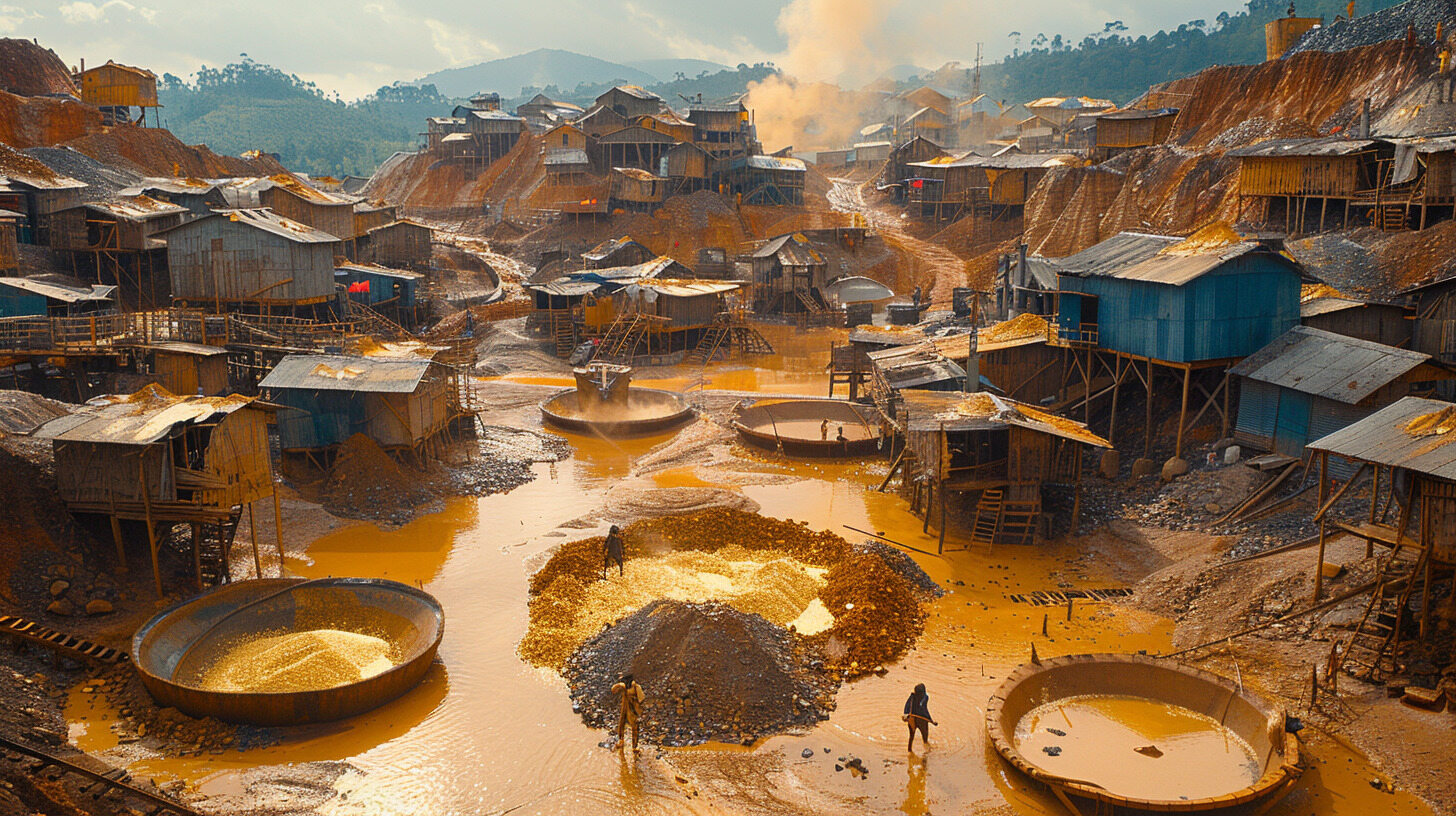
top-left (1051, 323), bottom-right (1099, 347)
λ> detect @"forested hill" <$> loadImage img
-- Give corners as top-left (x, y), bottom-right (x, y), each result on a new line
top-left (941, 0), bottom-right (1406, 105)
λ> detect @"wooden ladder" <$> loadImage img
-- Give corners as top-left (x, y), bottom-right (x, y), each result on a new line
top-left (970, 488), bottom-right (1003, 546)
top-left (687, 323), bottom-right (729, 366)
top-left (1374, 204), bottom-right (1410, 232)
top-left (730, 324), bottom-right (775, 355)
top-left (1330, 547), bottom-right (1427, 683)
top-left (598, 312), bottom-right (648, 360)
top-left (194, 509), bottom-right (242, 588)
top-left (550, 311), bottom-right (577, 358)
top-left (998, 497), bottom-right (1042, 546)
top-left (795, 287), bottom-right (826, 313)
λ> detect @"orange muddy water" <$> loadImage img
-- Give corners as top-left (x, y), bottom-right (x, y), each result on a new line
top-left (65, 357), bottom-right (1436, 816)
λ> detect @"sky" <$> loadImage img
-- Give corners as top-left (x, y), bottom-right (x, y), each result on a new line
top-left (5, 0), bottom-right (1248, 99)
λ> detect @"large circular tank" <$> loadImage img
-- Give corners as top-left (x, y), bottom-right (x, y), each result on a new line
top-left (731, 398), bottom-right (881, 457)
top-left (132, 578), bottom-right (444, 726)
top-left (540, 361), bottom-right (694, 436)
top-left (986, 653), bottom-right (1302, 813)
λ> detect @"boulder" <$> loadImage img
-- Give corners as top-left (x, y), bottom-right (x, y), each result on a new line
top-left (45, 599), bottom-right (74, 616)
top-left (1161, 457), bottom-right (1190, 481)
top-left (1098, 450), bottom-right (1120, 479)
top-left (1223, 445), bottom-right (1241, 465)
top-left (1130, 458), bottom-right (1159, 479)
top-left (48, 580), bottom-right (69, 598)
top-left (85, 599), bottom-right (114, 616)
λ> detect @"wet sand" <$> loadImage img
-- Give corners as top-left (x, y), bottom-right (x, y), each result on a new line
top-left (63, 357), bottom-right (1440, 816)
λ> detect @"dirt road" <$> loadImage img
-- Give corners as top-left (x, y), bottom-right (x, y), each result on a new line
top-left (827, 177), bottom-right (967, 304)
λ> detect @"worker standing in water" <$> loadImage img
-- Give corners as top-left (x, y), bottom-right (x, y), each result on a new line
top-left (903, 683), bottom-right (938, 751)
top-left (603, 524), bottom-right (625, 578)
top-left (612, 673), bottom-right (645, 752)
top-left (821, 418), bottom-right (830, 441)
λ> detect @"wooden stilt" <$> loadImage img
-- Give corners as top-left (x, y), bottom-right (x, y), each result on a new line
top-left (938, 485), bottom-right (948, 554)
top-left (1368, 466), bottom-right (1380, 558)
top-left (1221, 372), bottom-right (1231, 438)
top-left (272, 485), bottom-right (285, 573)
top-left (137, 457), bottom-right (162, 599)
top-left (1072, 447), bottom-right (1083, 532)
top-left (109, 515), bottom-right (127, 572)
top-left (1175, 365), bottom-right (1191, 459)
top-left (1144, 359), bottom-right (1154, 458)
top-left (190, 523), bottom-right (202, 590)
top-left (1107, 356), bottom-right (1122, 444)
top-left (1314, 451), bottom-right (1329, 602)
top-left (248, 502), bottom-right (262, 579)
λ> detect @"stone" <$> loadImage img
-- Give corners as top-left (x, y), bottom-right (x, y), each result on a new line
top-left (1204, 503), bottom-right (1222, 514)
top-left (48, 580), bottom-right (69, 598)
top-left (1213, 437), bottom-right (1237, 452)
top-left (45, 599), bottom-right (73, 616)
top-left (1098, 450), bottom-right (1120, 479)
top-left (802, 748), bottom-right (815, 758)
top-left (1321, 562), bottom-right (1346, 579)
top-left (1130, 458), bottom-right (1159, 479)
top-left (85, 599), bottom-right (114, 615)
top-left (1161, 457), bottom-right (1190, 482)
top-left (1223, 445), bottom-right (1241, 465)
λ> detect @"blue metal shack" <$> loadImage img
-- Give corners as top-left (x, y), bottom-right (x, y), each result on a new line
top-left (1229, 326), bottom-right (1453, 473)
top-left (1055, 232), bottom-right (1303, 363)
top-left (335, 263), bottom-right (422, 309)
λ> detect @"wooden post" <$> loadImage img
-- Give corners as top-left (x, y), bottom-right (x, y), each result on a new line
top-left (273, 480), bottom-right (286, 571)
top-left (190, 523), bottom-right (202, 590)
top-left (1145, 358), bottom-right (1154, 458)
top-left (1175, 365), bottom-right (1191, 459)
top-left (109, 515), bottom-right (127, 572)
top-left (136, 456), bottom-right (162, 599)
top-left (1220, 371), bottom-right (1231, 438)
top-left (1368, 466), bottom-right (1380, 558)
top-left (1314, 450), bottom-right (1329, 603)
top-left (1107, 356), bottom-right (1122, 444)
top-left (248, 501), bottom-right (263, 579)
top-left (938, 486), bottom-right (947, 554)
top-left (1072, 447), bottom-right (1083, 532)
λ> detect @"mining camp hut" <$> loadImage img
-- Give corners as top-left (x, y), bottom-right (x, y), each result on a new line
top-left (49, 197), bottom-right (186, 303)
top-left (583, 236), bottom-right (652, 269)
top-left (1228, 137), bottom-right (1390, 234)
top-left (139, 342), bottom-right (230, 396)
top-left (662, 141), bottom-right (717, 195)
top-left (1230, 326), bottom-right (1454, 473)
top-left (1053, 229), bottom-right (1303, 458)
top-left (732, 155), bottom-right (806, 206)
top-left (882, 136), bottom-right (949, 196)
top-left (261, 352), bottom-right (465, 467)
top-left (576, 106), bottom-right (629, 140)
top-left (594, 86), bottom-right (664, 118)
top-left (220, 176), bottom-right (358, 245)
top-left (358, 219), bottom-right (433, 270)
top-left (32, 386), bottom-right (280, 596)
top-left (121, 178), bottom-right (227, 216)
top-left (0, 158), bottom-right (87, 245)
top-left (891, 390), bottom-right (1111, 552)
top-left (0, 208), bottom-right (21, 274)
top-left (609, 167), bottom-right (668, 212)
top-left (467, 110), bottom-right (528, 173)
top-left (0, 276), bottom-right (114, 318)
top-left (907, 152), bottom-right (1076, 220)
top-left (866, 342), bottom-right (969, 421)
top-left (74, 60), bottom-right (160, 126)
top-left (687, 102), bottom-right (753, 158)
top-left (545, 148), bottom-right (592, 184)
top-left (1091, 108), bottom-right (1179, 161)
top-left (745, 233), bottom-right (829, 314)
top-left (1300, 295), bottom-right (1411, 348)
top-left (597, 127), bottom-right (677, 173)
top-left (1304, 397), bottom-right (1456, 681)
top-left (975, 314), bottom-right (1064, 406)
top-left (335, 262), bottom-right (425, 329)
top-left (162, 209), bottom-right (342, 317)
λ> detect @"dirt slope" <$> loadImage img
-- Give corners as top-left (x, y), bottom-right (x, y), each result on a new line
top-left (0, 39), bottom-right (76, 97)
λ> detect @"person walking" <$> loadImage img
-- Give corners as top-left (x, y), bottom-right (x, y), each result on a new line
top-left (611, 673), bottom-right (645, 752)
top-left (903, 683), bottom-right (937, 751)
top-left (603, 524), bottom-right (625, 578)
top-left (820, 418), bottom-right (830, 441)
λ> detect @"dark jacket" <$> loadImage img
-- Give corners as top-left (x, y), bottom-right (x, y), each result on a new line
top-left (605, 531), bottom-right (624, 561)
top-left (904, 692), bottom-right (931, 722)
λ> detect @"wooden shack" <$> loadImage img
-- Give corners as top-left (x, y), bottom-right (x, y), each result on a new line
top-left (75, 60), bottom-right (159, 124)
top-left (360, 219), bottom-right (432, 269)
top-left (162, 209), bottom-right (341, 313)
top-left (1231, 327), bottom-right (1452, 466)
top-left (1055, 229), bottom-right (1304, 456)
top-left (0, 150), bottom-right (87, 245)
top-left (614, 279), bottom-right (743, 353)
top-left (609, 168), bottom-right (668, 212)
top-left (687, 103), bottom-right (752, 158)
top-left (425, 117), bottom-right (468, 154)
top-left (731, 155), bottom-right (806, 206)
top-left (33, 386), bottom-right (278, 595)
top-left (594, 86), bottom-right (663, 118)
top-left (0, 209), bottom-right (18, 273)
top-left (597, 126), bottom-right (677, 172)
top-left (583, 236), bottom-right (652, 269)
top-left (895, 390), bottom-right (1110, 549)
top-left (907, 152), bottom-right (1076, 218)
top-left (1301, 296), bottom-right (1410, 347)
top-left (516, 93), bottom-right (585, 124)
top-left (1304, 397), bottom-right (1456, 677)
top-left (120, 178), bottom-right (227, 216)
top-left (1228, 137), bottom-right (1389, 233)
top-left (220, 176), bottom-right (357, 242)
top-left (635, 113), bottom-right (694, 143)
top-left (336, 262), bottom-right (424, 328)
top-left (352, 202), bottom-right (398, 239)
top-left (661, 141), bottom-right (715, 194)
top-left (467, 110), bottom-right (528, 171)
top-left (745, 233), bottom-right (828, 313)
top-left (974, 315), bottom-right (1063, 406)
top-left (545, 123), bottom-right (590, 152)
top-left (901, 106), bottom-right (950, 144)
top-left (882, 136), bottom-right (948, 193)
top-left (0, 276), bottom-right (114, 317)
top-left (1092, 108), bottom-right (1179, 160)
top-left (576, 106), bottom-right (628, 140)
top-left (545, 148), bottom-right (592, 184)
top-left (49, 197), bottom-right (185, 290)
top-left (261, 353), bottom-right (457, 460)
top-left (141, 342), bottom-right (230, 396)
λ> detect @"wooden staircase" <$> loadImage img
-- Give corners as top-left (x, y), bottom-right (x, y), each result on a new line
top-left (1329, 546), bottom-right (1426, 683)
top-left (795, 287), bottom-right (827, 313)
top-left (731, 324), bottom-right (775, 355)
top-left (1373, 204), bottom-right (1410, 232)
top-left (597, 310), bottom-right (654, 361)
top-left (686, 323), bottom-right (730, 366)
top-left (969, 488), bottom-right (1004, 546)
top-left (550, 311), bottom-right (577, 358)
top-left (998, 496), bottom-right (1041, 546)
top-left (346, 299), bottom-right (413, 341)
top-left (193, 509), bottom-right (242, 588)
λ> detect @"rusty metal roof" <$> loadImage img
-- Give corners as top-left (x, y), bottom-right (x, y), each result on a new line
top-left (1226, 137), bottom-right (1381, 158)
top-left (749, 233), bottom-right (824, 264)
top-left (165, 209), bottom-right (339, 245)
top-left (901, 389), bottom-right (1111, 447)
top-left (1057, 231), bottom-right (1297, 286)
top-left (259, 354), bottom-right (434, 394)
top-left (34, 386), bottom-right (255, 445)
top-left (627, 279), bottom-right (740, 298)
top-left (867, 343), bottom-right (966, 390)
top-left (1229, 326), bottom-right (1432, 404)
top-left (745, 155), bottom-right (807, 172)
top-left (76, 196), bottom-right (186, 221)
top-left (583, 236), bottom-right (648, 261)
top-left (1307, 396), bottom-right (1456, 479)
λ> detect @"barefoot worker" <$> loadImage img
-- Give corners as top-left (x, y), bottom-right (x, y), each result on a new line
top-left (603, 524), bottom-right (625, 578)
top-left (903, 683), bottom-right (938, 751)
top-left (612, 673), bottom-right (645, 752)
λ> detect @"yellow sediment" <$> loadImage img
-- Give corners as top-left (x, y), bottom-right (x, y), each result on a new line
top-left (1404, 406), bottom-right (1456, 437)
top-left (193, 629), bottom-right (396, 693)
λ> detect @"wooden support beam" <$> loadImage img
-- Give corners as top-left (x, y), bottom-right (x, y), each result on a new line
top-left (1314, 451), bottom-right (1329, 602)
top-left (248, 501), bottom-right (262, 579)
top-left (1175, 364), bottom-right (1192, 459)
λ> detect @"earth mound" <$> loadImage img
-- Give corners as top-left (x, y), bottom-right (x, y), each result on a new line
top-left (563, 599), bottom-right (837, 746)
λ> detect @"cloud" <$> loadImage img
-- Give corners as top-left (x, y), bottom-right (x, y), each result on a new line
top-left (0, 5), bottom-right (40, 34)
top-left (621, 2), bottom-right (770, 67)
top-left (58, 0), bottom-right (155, 24)
top-left (423, 18), bottom-right (499, 66)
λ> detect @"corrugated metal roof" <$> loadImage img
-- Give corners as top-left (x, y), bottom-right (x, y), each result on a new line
top-left (1229, 326), bottom-right (1431, 404)
top-left (1300, 296), bottom-right (1389, 318)
top-left (901, 390), bottom-right (1111, 447)
top-left (121, 177), bottom-right (221, 196)
top-left (169, 209), bottom-right (339, 245)
top-left (1056, 231), bottom-right (1295, 287)
top-left (909, 153), bottom-right (1077, 170)
top-left (470, 109), bottom-right (525, 122)
top-left (1307, 396), bottom-right (1456, 479)
top-left (1098, 107), bottom-right (1178, 121)
top-left (627, 279), bottom-right (740, 297)
top-left (749, 233), bottom-right (824, 264)
top-left (544, 148), bottom-right (590, 166)
top-left (336, 263), bottom-right (424, 281)
top-left (33, 387), bottom-right (254, 445)
top-left (76, 196), bottom-right (186, 221)
top-left (441, 132), bottom-right (472, 143)
top-left (604, 85), bottom-right (661, 101)
top-left (745, 155), bottom-right (807, 172)
top-left (823, 276), bottom-right (894, 303)
top-left (146, 342), bottom-right (229, 357)
top-left (1226, 137), bottom-right (1381, 158)
top-left (867, 343), bottom-right (966, 390)
top-left (583, 236), bottom-right (647, 261)
top-left (577, 256), bottom-right (680, 282)
top-left (527, 279), bottom-right (599, 297)
top-left (0, 277), bottom-right (114, 303)
top-left (613, 166), bottom-right (664, 181)
top-left (259, 354), bottom-right (433, 394)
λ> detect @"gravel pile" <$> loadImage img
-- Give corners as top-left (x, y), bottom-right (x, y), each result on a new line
top-left (1287, 0), bottom-right (1456, 54)
top-left (23, 146), bottom-right (141, 200)
top-left (852, 539), bottom-right (944, 598)
top-left (563, 599), bottom-right (838, 747)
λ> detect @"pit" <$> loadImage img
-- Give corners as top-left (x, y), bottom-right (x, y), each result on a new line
top-left (985, 653), bottom-right (1302, 812)
top-left (131, 577), bottom-right (444, 726)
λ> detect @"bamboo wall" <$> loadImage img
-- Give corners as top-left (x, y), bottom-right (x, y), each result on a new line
top-left (1236, 155), bottom-right (1362, 197)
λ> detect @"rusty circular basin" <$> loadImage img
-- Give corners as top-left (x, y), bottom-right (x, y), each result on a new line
top-left (986, 653), bottom-right (1302, 812)
top-left (731, 398), bottom-right (881, 457)
top-left (132, 578), bottom-right (444, 726)
top-left (540, 388), bottom-right (694, 436)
